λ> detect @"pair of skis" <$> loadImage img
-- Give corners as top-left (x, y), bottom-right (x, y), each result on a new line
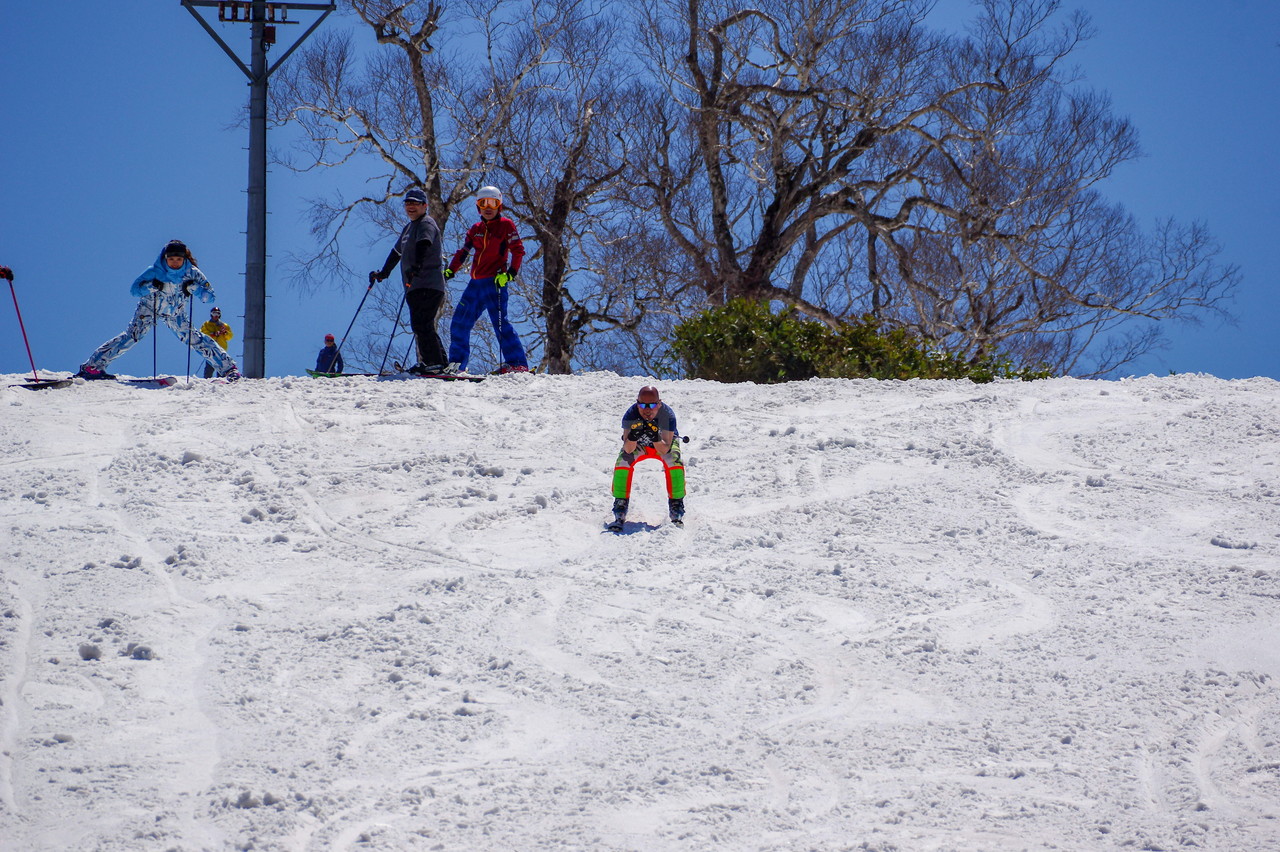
top-left (9, 373), bottom-right (175, 391)
top-left (75, 371), bottom-right (179, 388)
top-left (605, 515), bottom-right (684, 533)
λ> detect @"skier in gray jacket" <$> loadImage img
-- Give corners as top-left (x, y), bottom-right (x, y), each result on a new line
top-left (369, 188), bottom-right (448, 373)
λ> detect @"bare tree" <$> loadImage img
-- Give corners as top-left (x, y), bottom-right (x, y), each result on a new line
top-left (272, 2), bottom-right (486, 271)
top-left (631, 0), bottom-right (1237, 375)
top-left (856, 0), bottom-right (1238, 375)
top-left (629, 0), bottom-right (949, 324)
top-left (484, 0), bottom-right (653, 374)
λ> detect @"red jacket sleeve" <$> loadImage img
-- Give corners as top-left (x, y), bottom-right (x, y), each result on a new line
top-left (505, 220), bottom-right (525, 275)
top-left (448, 222), bottom-right (480, 274)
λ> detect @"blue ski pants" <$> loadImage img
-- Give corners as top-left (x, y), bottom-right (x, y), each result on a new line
top-left (448, 276), bottom-right (527, 371)
top-left (85, 295), bottom-right (238, 375)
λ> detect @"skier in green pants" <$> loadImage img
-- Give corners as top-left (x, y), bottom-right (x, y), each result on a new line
top-left (609, 385), bottom-right (685, 528)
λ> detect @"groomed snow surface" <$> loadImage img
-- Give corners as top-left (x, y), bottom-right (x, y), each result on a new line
top-left (1, 371), bottom-right (1278, 851)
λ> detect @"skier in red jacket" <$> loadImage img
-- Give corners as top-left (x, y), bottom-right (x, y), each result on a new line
top-left (443, 186), bottom-right (529, 374)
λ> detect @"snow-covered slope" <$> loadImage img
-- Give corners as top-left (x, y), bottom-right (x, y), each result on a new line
top-left (2, 371), bottom-right (1278, 851)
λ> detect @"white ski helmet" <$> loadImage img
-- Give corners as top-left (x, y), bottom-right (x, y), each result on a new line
top-left (476, 186), bottom-right (503, 208)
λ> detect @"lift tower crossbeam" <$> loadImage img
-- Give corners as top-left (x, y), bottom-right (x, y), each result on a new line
top-left (181, 0), bottom-right (335, 378)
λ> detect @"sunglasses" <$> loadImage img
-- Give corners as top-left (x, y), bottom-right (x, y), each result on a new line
top-left (637, 401), bottom-right (660, 410)
top-left (476, 198), bottom-right (501, 210)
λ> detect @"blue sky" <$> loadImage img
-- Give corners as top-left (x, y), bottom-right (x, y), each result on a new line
top-left (2, 1), bottom-right (1278, 380)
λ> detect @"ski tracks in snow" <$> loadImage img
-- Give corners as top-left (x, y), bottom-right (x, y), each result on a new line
top-left (3, 373), bottom-right (1279, 850)
top-left (0, 385), bottom-right (226, 849)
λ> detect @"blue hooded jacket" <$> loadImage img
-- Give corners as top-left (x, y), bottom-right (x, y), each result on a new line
top-left (129, 249), bottom-right (215, 314)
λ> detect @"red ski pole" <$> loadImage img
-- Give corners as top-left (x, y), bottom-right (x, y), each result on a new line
top-left (6, 273), bottom-right (42, 383)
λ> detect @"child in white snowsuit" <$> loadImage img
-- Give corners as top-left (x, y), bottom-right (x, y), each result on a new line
top-left (77, 241), bottom-right (240, 380)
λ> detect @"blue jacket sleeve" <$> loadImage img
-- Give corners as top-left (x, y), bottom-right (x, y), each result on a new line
top-left (186, 267), bottom-right (215, 303)
top-left (130, 269), bottom-right (159, 297)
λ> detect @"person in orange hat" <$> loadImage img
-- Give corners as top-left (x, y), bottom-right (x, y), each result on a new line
top-left (608, 385), bottom-right (686, 530)
top-left (315, 332), bottom-right (344, 374)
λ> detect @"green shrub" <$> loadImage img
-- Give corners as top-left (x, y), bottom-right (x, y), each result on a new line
top-left (668, 298), bottom-right (1051, 383)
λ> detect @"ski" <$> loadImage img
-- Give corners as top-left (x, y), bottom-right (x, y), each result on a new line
top-left (74, 372), bottom-right (180, 388)
top-left (379, 365), bottom-right (485, 383)
top-left (10, 378), bottom-right (73, 391)
top-left (379, 372), bottom-right (485, 383)
top-left (306, 369), bottom-right (378, 378)
top-left (119, 376), bottom-right (178, 388)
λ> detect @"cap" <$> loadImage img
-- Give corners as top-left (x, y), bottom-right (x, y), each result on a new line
top-left (210, 306), bottom-right (221, 314)
top-left (163, 239), bottom-right (188, 258)
top-left (324, 333), bottom-right (335, 342)
top-left (637, 385), bottom-right (660, 402)
top-left (404, 188), bottom-right (427, 205)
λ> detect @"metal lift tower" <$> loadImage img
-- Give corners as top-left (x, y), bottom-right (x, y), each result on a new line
top-left (181, 1), bottom-right (335, 378)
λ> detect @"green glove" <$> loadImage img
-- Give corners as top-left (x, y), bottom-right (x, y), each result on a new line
top-left (443, 268), bottom-right (454, 280)
top-left (494, 271), bottom-right (514, 287)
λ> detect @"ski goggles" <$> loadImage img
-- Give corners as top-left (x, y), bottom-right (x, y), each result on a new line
top-left (637, 401), bottom-right (660, 410)
top-left (476, 197), bottom-right (501, 211)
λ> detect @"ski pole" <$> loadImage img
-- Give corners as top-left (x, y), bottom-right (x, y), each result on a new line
top-left (185, 289), bottom-right (195, 384)
top-left (333, 282), bottom-right (375, 369)
top-left (152, 290), bottom-right (160, 381)
top-left (377, 291), bottom-right (408, 375)
top-left (6, 277), bottom-right (42, 383)
top-left (401, 334), bottom-right (417, 369)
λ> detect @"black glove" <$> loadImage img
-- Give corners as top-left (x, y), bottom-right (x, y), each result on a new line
top-left (150, 280), bottom-right (165, 291)
top-left (443, 268), bottom-right (455, 280)
top-left (0, 266), bottom-right (12, 282)
top-left (369, 270), bottom-right (387, 286)
top-left (628, 421), bottom-right (658, 446)
top-left (182, 282), bottom-right (195, 297)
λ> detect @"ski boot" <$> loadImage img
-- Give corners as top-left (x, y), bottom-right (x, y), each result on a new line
top-left (75, 364), bottom-right (114, 380)
top-left (668, 498), bottom-right (685, 526)
top-left (606, 497), bottom-right (629, 532)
